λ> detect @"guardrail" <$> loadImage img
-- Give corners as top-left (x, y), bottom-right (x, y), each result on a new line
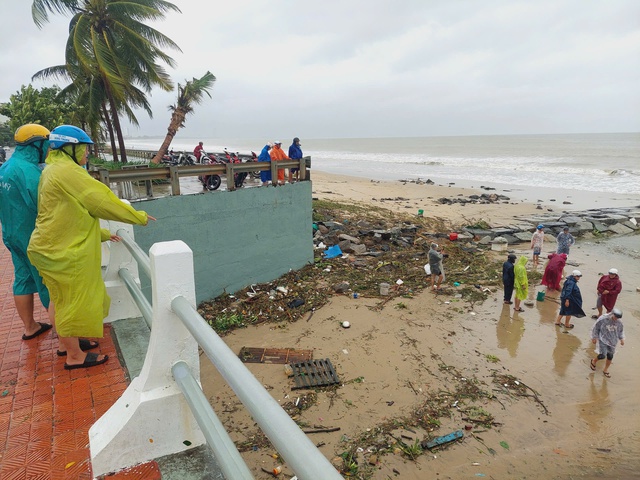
top-left (90, 156), bottom-right (311, 198)
top-left (89, 220), bottom-right (341, 479)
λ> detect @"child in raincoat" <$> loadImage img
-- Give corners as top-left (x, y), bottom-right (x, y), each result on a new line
top-left (513, 256), bottom-right (528, 312)
top-left (28, 125), bottom-right (155, 370)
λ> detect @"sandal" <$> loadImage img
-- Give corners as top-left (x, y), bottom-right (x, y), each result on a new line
top-left (503, 301), bottom-right (513, 305)
top-left (565, 324), bottom-right (575, 329)
top-left (554, 323), bottom-right (562, 327)
top-left (590, 359), bottom-right (597, 371)
top-left (514, 308), bottom-right (525, 312)
top-left (57, 339), bottom-right (99, 356)
top-left (591, 314), bottom-right (598, 319)
top-left (64, 352), bottom-right (109, 370)
top-left (603, 371), bottom-right (611, 378)
top-left (22, 322), bottom-right (53, 340)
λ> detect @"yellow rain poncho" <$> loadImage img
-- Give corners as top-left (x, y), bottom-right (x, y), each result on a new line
top-left (28, 147), bottom-right (149, 338)
top-left (514, 256), bottom-right (529, 301)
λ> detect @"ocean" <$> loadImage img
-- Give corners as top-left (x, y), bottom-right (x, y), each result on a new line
top-left (126, 132), bottom-right (640, 204)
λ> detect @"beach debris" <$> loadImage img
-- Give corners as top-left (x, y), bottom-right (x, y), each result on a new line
top-left (421, 430), bottom-right (464, 449)
top-left (290, 358), bottom-right (340, 389)
top-left (500, 441), bottom-right (510, 450)
top-left (238, 347), bottom-right (313, 364)
top-left (324, 245), bottom-right (343, 258)
top-left (287, 298), bottom-right (305, 309)
top-left (341, 321), bottom-right (351, 328)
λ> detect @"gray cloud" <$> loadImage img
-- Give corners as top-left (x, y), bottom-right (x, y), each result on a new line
top-left (1, 0), bottom-right (638, 139)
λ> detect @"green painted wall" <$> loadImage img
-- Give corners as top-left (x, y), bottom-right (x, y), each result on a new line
top-left (131, 182), bottom-right (313, 304)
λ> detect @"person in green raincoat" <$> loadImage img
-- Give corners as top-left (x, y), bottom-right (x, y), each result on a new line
top-left (0, 124), bottom-right (53, 340)
top-left (28, 125), bottom-right (155, 370)
top-left (513, 256), bottom-right (528, 313)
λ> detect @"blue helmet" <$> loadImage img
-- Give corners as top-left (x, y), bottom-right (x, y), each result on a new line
top-left (49, 125), bottom-right (94, 150)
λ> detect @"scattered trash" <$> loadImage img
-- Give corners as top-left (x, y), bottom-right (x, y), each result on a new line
top-left (287, 298), bottom-right (305, 309)
top-left (537, 291), bottom-right (546, 301)
top-left (500, 441), bottom-right (510, 450)
top-left (424, 264), bottom-right (431, 275)
top-left (421, 430), bottom-right (464, 449)
top-left (396, 279), bottom-right (404, 285)
top-left (353, 293), bottom-right (359, 299)
top-left (276, 286), bottom-right (288, 294)
top-left (453, 282), bottom-right (461, 287)
top-left (342, 349), bottom-right (349, 354)
top-left (463, 265), bottom-right (470, 271)
top-left (324, 245), bottom-right (343, 259)
top-left (342, 321), bottom-right (351, 328)
top-left (379, 283), bottom-right (390, 295)
top-left (238, 347), bottom-right (312, 364)
top-left (469, 312), bottom-right (476, 316)
top-left (472, 462), bottom-right (480, 465)
top-left (465, 425), bottom-right (473, 430)
top-left (284, 364), bottom-right (293, 376)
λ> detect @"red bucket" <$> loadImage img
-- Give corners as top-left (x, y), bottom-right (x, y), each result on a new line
top-left (449, 232), bottom-right (458, 241)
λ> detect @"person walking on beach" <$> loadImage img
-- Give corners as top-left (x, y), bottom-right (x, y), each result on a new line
top-left (502, 253), bottom-right (516, 304)
top-left (556, 227), bottom-right (575, 256)
top-left (258, 142), bottom-right (273, 186)
top-left (593, 268), bottom-right (622, 319)
top-left (28, 125), bottom-right (155, 370)
top-left (513, 256), bottom-right (528, 312)
top-left (554, 270), bottom-right (585, 329)
top-left (0, 124), bottom-right (54, 341)
top-left (288, 137), bottom-right (303, 183)
top-left (428, 243), bottom-right (444, 291)
top-left (269, 141), bottom-right (289, 185)
top-left (590, 308), bottom-right (625, 378)
top-left (530, 225), bottom-right (545, 266)
top-left (541, 253), bottom-right (568, 291)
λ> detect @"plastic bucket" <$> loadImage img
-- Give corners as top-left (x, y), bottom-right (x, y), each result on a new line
top-left (379, 283), bottom-right (390, 296)
top-left (449, 232), bottom-right (458, 241)
top-left (536, 291), bottom-right (545, 302)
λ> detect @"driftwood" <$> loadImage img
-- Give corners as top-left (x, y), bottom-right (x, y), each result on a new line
top-left (302, 426), bottom-right (340, 434)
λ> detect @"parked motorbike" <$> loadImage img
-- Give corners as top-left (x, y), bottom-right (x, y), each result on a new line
top-left (161, 150), bottom-right (196, 166)
top-left (216, 149), bottom-right (248, 188)
top-left (198, 153), bottom-right (222, 191)
top-left (248, 151), bottom-right (261, 179)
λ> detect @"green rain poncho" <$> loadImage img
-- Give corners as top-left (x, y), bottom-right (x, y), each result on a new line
top-left (28, 146), bottom-right (149, 338)
top-left (514, 256), bottom-right (529, 301)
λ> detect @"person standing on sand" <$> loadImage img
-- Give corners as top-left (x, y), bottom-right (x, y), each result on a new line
top-left (513, 256), bottom-right (528, 312)
top-left (590, 309), bottom-right (625, 378)
top-left (554, 270), bottom-right (585, 329)
top-left (288, 137), bottom-right (302, 183)
top-left (428, 243), bottom-right (444, 291)
top-left (556, 226), bottom-right (575, 256)
top-left (530, 224), bottom-right (545, 266)
top-left (593, 268), bottom-right (622, 319)
top-left (541, 252), bottom-right (567, 291)
top-left (502, 253), bottom-right (516, 304)
top-left (269, 141), bottom-right (289, 185)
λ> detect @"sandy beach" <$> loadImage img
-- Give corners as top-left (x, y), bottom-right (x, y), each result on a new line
top-left (201, 171), bottom-right (640, 479)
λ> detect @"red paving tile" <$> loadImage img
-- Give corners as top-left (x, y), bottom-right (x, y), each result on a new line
top-left (0, 244), bottom-right (131, 478)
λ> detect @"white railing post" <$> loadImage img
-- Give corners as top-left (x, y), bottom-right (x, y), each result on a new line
top-left (100, 219), bottom-right (142, 323)
top-left (89, 240), bottom-right (205, 477)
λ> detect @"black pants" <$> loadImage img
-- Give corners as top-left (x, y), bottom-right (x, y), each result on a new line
top-left (503, 282), bottom-right (514, 302)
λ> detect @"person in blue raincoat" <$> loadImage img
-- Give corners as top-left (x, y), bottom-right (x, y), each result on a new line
top-left (0, 124), bottom-right (54, 341)
top-left (288, 137), bottom-right (303, 183)
top-left (259, 142), bottom-right (273, 186)
top-left (28, 125), bottom-right (155, 370)
top-left (554, 270), bottom-right (585, 329)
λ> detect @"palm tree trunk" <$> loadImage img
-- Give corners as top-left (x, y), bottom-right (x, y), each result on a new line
top-left (151, 110), bottom-right (185, 164)
top-left (102, 103), bottom-right (119, 162)
top-left (103, 82), bottom-right (128, 163)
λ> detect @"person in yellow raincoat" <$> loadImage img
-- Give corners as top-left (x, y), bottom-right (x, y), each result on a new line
top-left (28, 125), bottom-right (155, 370)
top-left (513, 256), bottom-right (529, 313)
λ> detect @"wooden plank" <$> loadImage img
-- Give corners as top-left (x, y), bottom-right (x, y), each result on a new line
top-left (238, 347), bottom-right (312, 364)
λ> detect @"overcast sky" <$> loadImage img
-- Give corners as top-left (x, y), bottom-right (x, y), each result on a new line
top-left (1, 1), bottom-right (639, 139)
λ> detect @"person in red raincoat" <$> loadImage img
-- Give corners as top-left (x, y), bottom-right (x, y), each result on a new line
top-left (541, 253), bottom-right (567, 291)
top-left (269, 141), bottom-right (289, 185)
top-left (593, 268), bottom-right (622, 318)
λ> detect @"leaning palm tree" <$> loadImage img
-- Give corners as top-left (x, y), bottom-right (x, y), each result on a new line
top-left (151, 72), bottom-right (216, 164)
top-left (32, 0), bottom-right (181, 162)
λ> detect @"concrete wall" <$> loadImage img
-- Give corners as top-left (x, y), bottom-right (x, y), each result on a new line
top-left (131, 182), bottom-right (313, 304)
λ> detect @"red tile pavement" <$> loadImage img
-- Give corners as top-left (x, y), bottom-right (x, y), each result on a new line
top-left (0, 244), bottom-right (160, 478)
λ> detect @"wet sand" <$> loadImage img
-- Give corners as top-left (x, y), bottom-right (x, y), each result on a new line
top-left (200, 172), bottom-right (640, 479)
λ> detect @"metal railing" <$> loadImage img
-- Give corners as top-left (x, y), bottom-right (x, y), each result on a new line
top-left (90, 155), bottom-right (311, 198)
top-left (89, 223), bottom-right (341, 479)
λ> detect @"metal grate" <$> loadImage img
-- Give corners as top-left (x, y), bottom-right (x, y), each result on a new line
top-left (238, 347), bottom-right (313, 364)
top-left (290, 359), bottom-right (340, 390)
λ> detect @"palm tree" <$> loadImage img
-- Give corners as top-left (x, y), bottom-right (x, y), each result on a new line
top-left (151, 72), bottom-right (216, 164)
top-left (32, 0), bottom-right (181, 162)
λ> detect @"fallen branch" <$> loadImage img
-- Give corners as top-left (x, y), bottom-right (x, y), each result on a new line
top-left (303, 427), bottom-right (340, 434)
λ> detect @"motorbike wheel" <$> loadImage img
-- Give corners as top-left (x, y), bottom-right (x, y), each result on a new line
top-left (206, 175), bottom-right (221, 191)
top-left (234, 172), bottom-right (248, 188)
top-left (249, 170), bottom-right (261, 179)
